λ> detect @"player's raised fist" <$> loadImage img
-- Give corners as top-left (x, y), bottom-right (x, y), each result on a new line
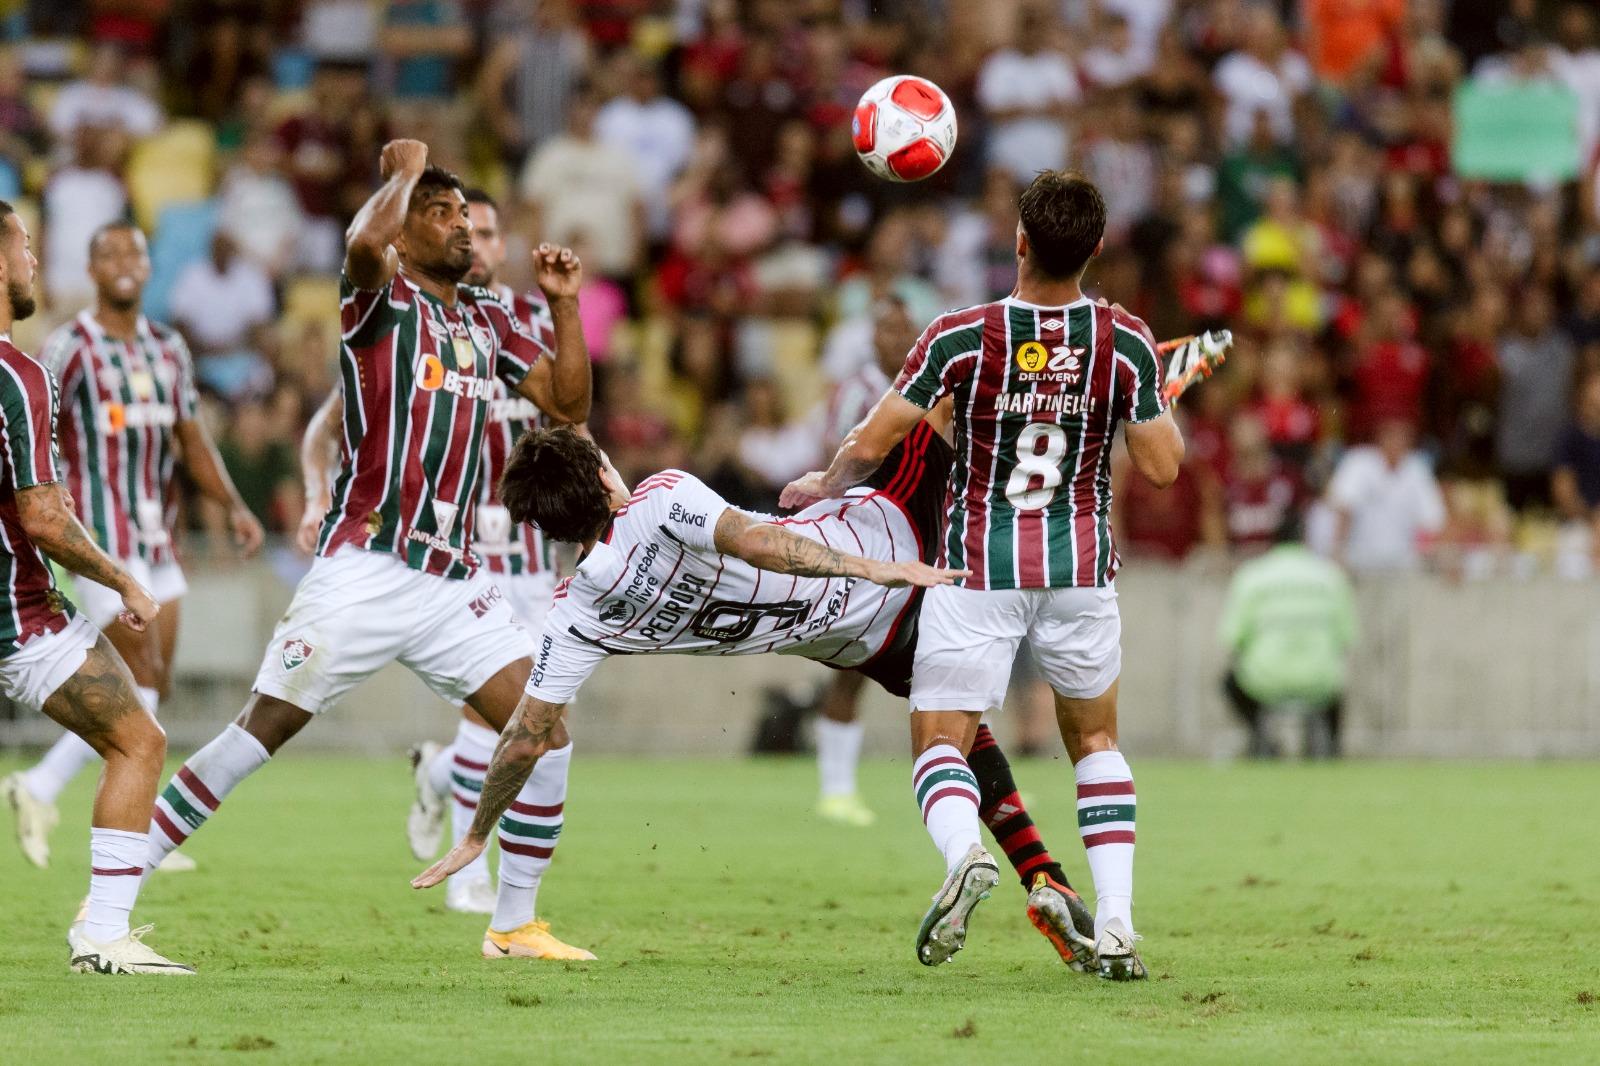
top-left (533, 243), bottom-right (583, 300)
top-left (380, 139), bottom-right (429, 181)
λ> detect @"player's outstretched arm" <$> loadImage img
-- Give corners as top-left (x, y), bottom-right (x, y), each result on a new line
top-left (17, 484), bottom-right (158, 632)
top-left (713, 506), bottom-right (967, 589)
top-left (343, 139), bottom-right (429, 290)
top-left (512, 243), bottom-right (591, 423)
top-left (780, 391), bottom-right (927, 510)
top-left (411, 691), bottom-right (568, 889)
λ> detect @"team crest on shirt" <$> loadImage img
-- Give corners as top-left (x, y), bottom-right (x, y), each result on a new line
top-left (431, 499), bottom-right (459, 533)
top-left (599, 600), bottom-right (637, 626)
top-left (281, 638), bottom-right (314, 671)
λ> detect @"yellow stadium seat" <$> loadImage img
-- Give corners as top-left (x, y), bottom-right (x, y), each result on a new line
top-left (127, 120), bottom-right (216, 231)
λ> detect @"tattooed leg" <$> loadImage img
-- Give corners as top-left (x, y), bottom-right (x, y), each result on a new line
top-left (38, 633), bottom-right (163, 833)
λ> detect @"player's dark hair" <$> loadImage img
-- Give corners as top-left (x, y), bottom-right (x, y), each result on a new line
top-left (463, 187), bottom-right (497, 212)
top-left (88, 219), bottom-right (141, 257)
top-left (0, 199), bottom-right (13, 220)
top-left (411, 165), bottom-right (465, 206)
top-left (500, 426), bottom-right (613, 543)
top-left (1018, 171), bottom-right (1106, 280)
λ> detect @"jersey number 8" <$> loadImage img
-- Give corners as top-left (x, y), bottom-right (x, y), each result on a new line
top-left (1005, 422), bottom-right (1068, 510)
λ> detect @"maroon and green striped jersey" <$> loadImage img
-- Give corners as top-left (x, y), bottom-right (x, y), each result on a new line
top-left (0, 339), bottom-right (75, 656)
top-left (894, 297), bottom-right (1166, 591)
top-left (477, 286), bottom-right (555, 578)
top-left (320, 271), bottom-right (548, 580)
top-left (44, 311), bottom-right (199, 567)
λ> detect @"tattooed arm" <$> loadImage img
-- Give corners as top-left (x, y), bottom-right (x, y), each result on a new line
top-left (17, 483), bottom-right (158, 631)
top-left (712, 507), bottom-right (967, 589)
top-left (411, 693), bottom-right (567, 889)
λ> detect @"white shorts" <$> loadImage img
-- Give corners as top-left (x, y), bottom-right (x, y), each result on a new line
top-left (500, 570), bottom-right (557, 634)
top-left (252, 547), bottom-right (531, 716)
top-left (74, 557), bottom-right (189, 629)
top-left (910, 582), bottom-right (1121, 714)
top-left (0, 614), bottom-right (101, 713)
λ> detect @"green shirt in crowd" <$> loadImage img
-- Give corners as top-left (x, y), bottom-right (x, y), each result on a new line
top-left (1218, 544), bottom-right (1357, 706)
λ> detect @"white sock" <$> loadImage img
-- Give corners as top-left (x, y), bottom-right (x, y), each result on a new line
top-left (445, 719), bottom-right (498, 887)
top-left (86, 827), bottom-right (148, 942)
top-left (815, 716), bottom-right (863, 798)
top-left (912, 744), bottom-right (982, 873)
top-left (21, 732), bottom-right (98, 805)
top-left (146, 723), bottom-right (269, 870)
top-left (425, 741), bottom-right (454, 798)
top-left (491, 741), bottom-right (571, 933)
top-left (23, 687), bottom-right (160, 805)
top-left (1074, 748), bottom-right (1136, 939)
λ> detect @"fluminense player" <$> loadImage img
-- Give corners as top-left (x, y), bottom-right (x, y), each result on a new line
top-left (783, 171), bottom-right (1185, 978)
top-left (411, 425), bottom-right (1103, 973)
top-left (0, 201), bottom-right (191, 973)
top-left (138, 140), bottom-right (595, 963)
top-left (2, 222), bottom-right (264, 871)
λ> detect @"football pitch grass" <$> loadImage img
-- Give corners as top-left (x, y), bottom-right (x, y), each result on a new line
top-left (2, 755), bottom-right (1597, 1064)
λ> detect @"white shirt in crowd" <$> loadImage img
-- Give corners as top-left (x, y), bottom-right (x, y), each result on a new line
top-left (1213, 48), bottom-right (1312, 145)
top-left (739, 415), bottom-right (825, 491)
top-left (169, 257), bottom-right (276, 352)
top-left (218, 166), bottom-right (305, 275)
top-left (518, 134), bottom-right (641, 276)
top-left (1324, 446), bottom-right (1447, 574)
top-left (49, 81), bottom-right (162, 141)
top-left (976, 47), bottom-right (1081, 183)
top-left (43, 166), bottom-right (128, 305)
top-left (594, 94), bottom-right (695, 239)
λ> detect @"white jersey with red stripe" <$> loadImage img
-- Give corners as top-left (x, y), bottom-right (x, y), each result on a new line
top-left (525, 470), bottom-right (922, 704)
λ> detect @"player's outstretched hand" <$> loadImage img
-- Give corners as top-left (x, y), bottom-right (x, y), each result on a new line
top-left (231, 505), bottom-right (266, 558)
top-left (118, 581), bottom-right (159, 633)
top-left (867, 561), bottom-right (970, 589)
top-left (379, 139), bottom-right (429, 181)
top-left (412, 834), bottom-right (488, 890)
top-left (780, 471), bottom-right (829, 511)
top-left (533, 243), bottom-right (583, 300)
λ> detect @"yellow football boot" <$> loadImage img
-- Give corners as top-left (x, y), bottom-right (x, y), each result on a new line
top-left (816, 793), bottom-right (877, 827)
top-left (482, 919), bottom-right (596, 961)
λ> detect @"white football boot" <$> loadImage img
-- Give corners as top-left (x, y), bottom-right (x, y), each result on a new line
top-left (406, 742), bottom-right (446, 861)
top-left (915, 844), bottom-right (1000, 966)
top-left (155, 850), bottom-right (197, 873)
top-left (2, 771), bottom-right (57, 868)
top-left (1094, 917), bottom-right (1148, 981)
top-left (69, 924), bottom-right (196, 975)
top-left (446, 876), bottom-right (497, 915)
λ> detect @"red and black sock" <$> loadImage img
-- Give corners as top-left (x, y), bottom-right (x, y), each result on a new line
top-left (969, 724), bottom-right (1072, 892)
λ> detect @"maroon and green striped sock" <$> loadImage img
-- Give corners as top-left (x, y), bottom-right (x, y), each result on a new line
top-left (147, 724), bottom-right (269, 871)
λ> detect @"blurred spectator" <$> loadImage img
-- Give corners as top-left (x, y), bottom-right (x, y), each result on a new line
top-left (478, 0), bottom-right (589, 162)
top-left (823, 295), bottom-right (916, 453)
top-left (0, 49), bottom-right (45, 177)
top-left (1223, 413), bottom-right (1303, 555)
top-left (170, 232), bottom-right (276, 402)
top-left (710, 379), bottom-right (822, 514)
top-left (180, 6), bottom-right (271, 123)
top-left (1348, 288), bottom-right (1429, 441)
top-left (217, 131), bottom-right (305, 278)
top-left (596, 55), bottom-right (696, 241)
top-left (1553, 373), bottom-right (1600, 548)
top-left (209, 397), bottom-right (300, 534)
top-left (274, 62), bottom-right (371, 271)
top-left (936, 169), bottom-right (1020, 307)
top-left (49, 43), bottom-right (162, 154)
top-left (976, 7), bottom-right (1079, 184)
top-left (43, 126), bottom-right (129, 309)
top-left (1219, 516), bottom-right (1357, 758)
top-left (1325, 418), bottom-right (1447, 574)
top-left (1305, 0), bottom-right (1404, 85)
top-left (1083, 92), bottom-right (1157, 240)
top-left (1216, 111), bottom-right (1300, 244)
top-left (1213, 8), bottom-right (1312, 147)
top-left (1496, 286), bottom-right (1577, 509)
top-left (377, 0), bottom-right (471, 100)
top-left (518, 87), bottom-right (643, 278)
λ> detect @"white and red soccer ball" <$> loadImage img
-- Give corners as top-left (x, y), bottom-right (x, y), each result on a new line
top-left (852, 75), bottom-right (957, 183)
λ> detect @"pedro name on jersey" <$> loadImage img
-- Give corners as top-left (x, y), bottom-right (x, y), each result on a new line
top-left (322, 272), bottom-right (547, 579)
top-left (525, 472), bottom-right (920, 704)
top-left (478, 288), bottom-right (554, 577)
top-left (895, 297), bottom-right (1165, 591)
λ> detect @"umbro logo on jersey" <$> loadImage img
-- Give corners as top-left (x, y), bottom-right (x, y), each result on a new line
top-left (1041, 318), bottom-right (1064, 330)
top-left (281, 638), bottom-right (314, 671)
top-left (431, 499), bottom-right (459, 533)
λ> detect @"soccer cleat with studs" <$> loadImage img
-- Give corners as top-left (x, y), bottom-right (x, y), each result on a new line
top-left (482, 919), bottom-right (596, 961)
top-left (1094, 917), bottom-right (1147, 981)
top-left (915, 844), bottom-right (1000, 966)
top-left (1024, 872), bottom-right (1098, 972)
top-left (68, 924), bottom-right (196, 975)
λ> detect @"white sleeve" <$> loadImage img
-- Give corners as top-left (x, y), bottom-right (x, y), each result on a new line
top-left (526, 602), bottom-right (609, 704)
top-left (1325, 452), bottom-right (1367, 512)
top-left (654, 472), bottom-right (729, 552)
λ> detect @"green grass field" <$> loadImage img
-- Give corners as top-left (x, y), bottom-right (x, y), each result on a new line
top-left (2, 755), bottom-right (1597, 1064)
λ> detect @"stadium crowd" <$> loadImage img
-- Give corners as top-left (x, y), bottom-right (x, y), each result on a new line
top-left (1, 0), bottom-right (1597, 578)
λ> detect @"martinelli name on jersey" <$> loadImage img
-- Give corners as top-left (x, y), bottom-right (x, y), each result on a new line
top-left (894, 296), bottom-right (1165, 592)
top-left (322, 272), bottom-right (549, 580)
top-left (524, 472), bottom-right (921, 705)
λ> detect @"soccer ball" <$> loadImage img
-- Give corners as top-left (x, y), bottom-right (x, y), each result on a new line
top-left (852, 75), bottom-right (957, 183)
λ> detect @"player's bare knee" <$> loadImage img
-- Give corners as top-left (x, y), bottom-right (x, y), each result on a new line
top-left (103, 710), bottom-right (166, 767)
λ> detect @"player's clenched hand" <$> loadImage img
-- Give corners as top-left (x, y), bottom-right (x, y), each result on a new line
top-left (295, 497), bottom-right (328, 555)
top-left (411, 834), bottom-right (488, 890)
top-left (780, 471), bottom-right (830, 511)
top-left (866, 561), bottom-right (970, 589)
top-left (231, 505), bottom-right (265, 558)
top-left (379, 139), bottom-right (429, 181)
top-left (533, 243), bottom-right (583, 300)
top-left (118, 582), bottom-right (159, 633)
